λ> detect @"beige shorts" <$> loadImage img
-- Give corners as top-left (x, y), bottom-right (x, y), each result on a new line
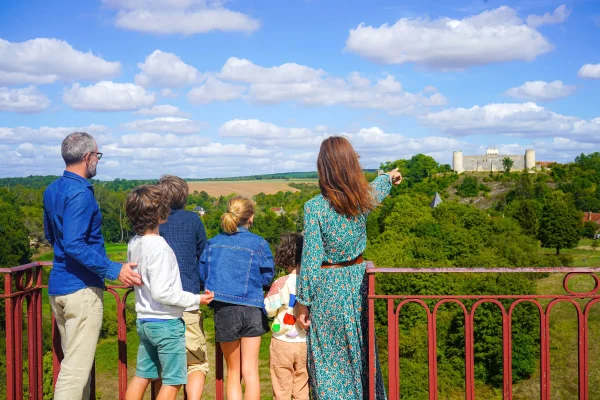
top-left (182, 309), bottom-right (209, 375)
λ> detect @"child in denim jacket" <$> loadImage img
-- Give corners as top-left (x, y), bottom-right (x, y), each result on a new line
top-left (264, 233), bottom-right (308, 400)
top-left (199, 196), bottom-right (274, 400)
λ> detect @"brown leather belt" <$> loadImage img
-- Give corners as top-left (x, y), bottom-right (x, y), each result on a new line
top-left (321, 254), bottom-right (364, 269)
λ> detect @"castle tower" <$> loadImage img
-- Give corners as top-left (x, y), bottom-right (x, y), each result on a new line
top-left (453, 151), bottom-right (464, 173)
top-left (525, 149), bottom-right (535, 170)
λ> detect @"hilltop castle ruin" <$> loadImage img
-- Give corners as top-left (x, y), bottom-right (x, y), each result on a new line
top-left (452, 148), bottom-right (535, 173)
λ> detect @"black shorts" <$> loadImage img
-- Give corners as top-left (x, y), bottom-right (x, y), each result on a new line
top-left (213, 301), bottom-right (269, 342)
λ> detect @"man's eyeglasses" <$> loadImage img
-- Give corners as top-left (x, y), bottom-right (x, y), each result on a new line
top-left (88, 152), bottom-right (103, 160)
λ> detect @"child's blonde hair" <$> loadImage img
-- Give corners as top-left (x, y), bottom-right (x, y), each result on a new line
top-left (221, 196), bottom-right (254, 234)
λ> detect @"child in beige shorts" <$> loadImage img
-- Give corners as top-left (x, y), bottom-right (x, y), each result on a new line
top-left (264, 233), bottom-right (308, 400)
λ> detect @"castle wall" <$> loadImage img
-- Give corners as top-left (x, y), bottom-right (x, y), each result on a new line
top-left (462, 155), bottom-right (525, 172)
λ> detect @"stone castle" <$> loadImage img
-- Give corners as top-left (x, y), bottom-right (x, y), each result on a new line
top-left (452, 148), bottom-right (535, 173)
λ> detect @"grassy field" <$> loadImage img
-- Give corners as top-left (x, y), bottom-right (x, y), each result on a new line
top-left (186, 179), bottom-right (317, 198)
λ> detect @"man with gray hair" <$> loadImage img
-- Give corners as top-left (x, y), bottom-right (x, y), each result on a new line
top-left (43, 132), bottom-right (142, 399)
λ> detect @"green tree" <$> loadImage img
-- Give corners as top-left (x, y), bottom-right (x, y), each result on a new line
top-left (583, 221), bottom-right (599, 239)
top-left (456, 176), bottom-right (480, 197)
top-left (508, 200), bottom-right (541, 237)
top-left (538, 197), bottom-right (582, 255)
top-left (502, 157), bottom-right (514, 174)
top-left (0, 191), bottom-right (31, 267)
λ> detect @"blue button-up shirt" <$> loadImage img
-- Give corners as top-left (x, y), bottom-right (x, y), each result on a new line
top-left (43, 171), bottom-right (122, 296)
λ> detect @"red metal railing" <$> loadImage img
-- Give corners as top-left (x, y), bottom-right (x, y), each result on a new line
top-left (5, 261), bottom-right (600, 399)
top-left (0, 261), bottom-right (224, 400)
top-left (367, 264), bottom-right (600, 400)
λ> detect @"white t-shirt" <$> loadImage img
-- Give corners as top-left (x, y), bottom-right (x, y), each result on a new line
top-left (128, 235), bottom-right (200, 319)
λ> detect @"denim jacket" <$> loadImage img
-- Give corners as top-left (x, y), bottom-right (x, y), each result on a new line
top-left (199, 227), bottom-right (274, 308)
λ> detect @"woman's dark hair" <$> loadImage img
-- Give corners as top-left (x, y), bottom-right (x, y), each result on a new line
top-left (274, 233), bottom-right (304, 268)
top-left (317, 136), bottom-right (374, 216)
top-left (157, 174), bottom-right (188, 210)
top-left (125, 185), bottom-right (170, 235)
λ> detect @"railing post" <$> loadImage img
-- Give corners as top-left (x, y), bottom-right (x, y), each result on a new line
top-left (387, 299), bottom-right (398, 400)
top-left (216, 340), bottom-right (224, 400)
top-left (368, 270), bottom-right (376, 400)
top-left (4, 272), bottom-right (16, 400)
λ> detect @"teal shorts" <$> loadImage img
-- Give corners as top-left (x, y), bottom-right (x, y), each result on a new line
top-left (135, 318), bottom-right (187, 385)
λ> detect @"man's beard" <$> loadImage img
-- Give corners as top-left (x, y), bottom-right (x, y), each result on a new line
top-left (86, 162), bottom-right (97, 179)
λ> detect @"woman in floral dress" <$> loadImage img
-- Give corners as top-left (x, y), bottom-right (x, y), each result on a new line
top-left (296, 136), bottom-right (402, 400)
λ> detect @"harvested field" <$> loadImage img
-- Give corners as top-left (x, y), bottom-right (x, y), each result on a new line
top-left (187, 179), bottom-right (317, 198)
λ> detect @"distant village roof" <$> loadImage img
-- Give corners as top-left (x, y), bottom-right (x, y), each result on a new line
top-left (430, 192), bottom-right (443, 208)
top-left (583, 212), bottom-right (600, 224)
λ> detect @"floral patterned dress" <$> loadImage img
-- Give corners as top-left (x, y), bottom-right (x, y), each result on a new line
top-left (297, 174), bottom-right (391, 400)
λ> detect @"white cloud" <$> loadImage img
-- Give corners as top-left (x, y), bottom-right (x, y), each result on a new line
top-left (183, 142), bottom-right (273, 157)
top-left (0, 124), bottom-right (108, 143)
top-left (121, 117), bottom-right (203, 133)
top-left (219, 119), bottom-right (466, 167)
top-left (134, 104), bottom-right (188, 116)
top-left (526, 4), bottom-right (571, 28)
top-left (135, 50), bottom-right (201, 87)
top-left (578, 63), bottom-right (600, 79)
top-left (247, 72), bottom-right (446, 115)
top-left (0, 86), bottom-right (50, 113)
top-left (219, 57), bottom-right (325, 83)
top-left (187, 77), bottom-right (246, 104)
top-left (0, 38), bottom-right (121, 85)
top-left (504, 80), bottom-right (575, 101)
top-left (188, 58), bottom-right (445, 114)
top-left (422, 102), bottom-right (600, 141)
top-left (102, 0), bottom-right (260, 35)
top-left (63, 81), bottom-right (156, 111)
top-left (345, 6), bottom-right (553, 69)
top-left (119, 132), bottom-right (209, 148)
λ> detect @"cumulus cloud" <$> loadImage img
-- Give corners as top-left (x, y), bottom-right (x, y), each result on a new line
top-left (219, 118), bottom-right (466, 167)
top-left (526, 4), bottom-right (571, 28)
top-left (102, 0), bottom-right (260, 35)
top-left (187, 77), bottom-right (246, 104)
top-left (578, 63), bottom-right (600, 79)
top-left (345, 6), bottom-right (554, 69)
top-left (504, 80), bottom-right (575, 101)
top-left (119, 132), bottom-right (209, 148)
top-left (134, 104), bottom-right (188, 116)
top-left (422, 102), bottom-right (600, 142)
top-left (203, 58), bottom-right (446, 114)
top-left (135, 50), bottom-right (201, 87)
top-left (0, 124), bottom-right (108, 143)
top-left (0, 38), bottom-right (121, 85)
top-left (63, 81), bottom-right (156, 111)
top-left (0, 86), bottom-right (50, 113)
top-left (121, 117), bottom-right (203, 133)
top-left (219, 57), bottom-right (325, 83)
top-left (246, 71), bottom-right (446, 115)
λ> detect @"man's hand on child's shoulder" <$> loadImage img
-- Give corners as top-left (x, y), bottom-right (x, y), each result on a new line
top-left (200, 289), bottom-right (214, 305)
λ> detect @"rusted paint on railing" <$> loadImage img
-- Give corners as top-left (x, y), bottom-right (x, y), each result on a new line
top-left (367, 262), bottom-right (600, 400)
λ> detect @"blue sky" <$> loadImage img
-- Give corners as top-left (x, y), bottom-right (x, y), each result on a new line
top-left (0, 0), bottom-right (599, 179)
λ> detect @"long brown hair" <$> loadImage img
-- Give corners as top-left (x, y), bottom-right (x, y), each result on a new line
top-left (317, 136), bottom-right (374, 216)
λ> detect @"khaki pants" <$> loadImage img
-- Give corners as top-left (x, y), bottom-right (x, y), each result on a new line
top-left (182, 309), bottom-right (209, 375)
top-left (270, 339), bottom-right (309, 400)
top-left (49, 287), bottom-right (104, 400)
